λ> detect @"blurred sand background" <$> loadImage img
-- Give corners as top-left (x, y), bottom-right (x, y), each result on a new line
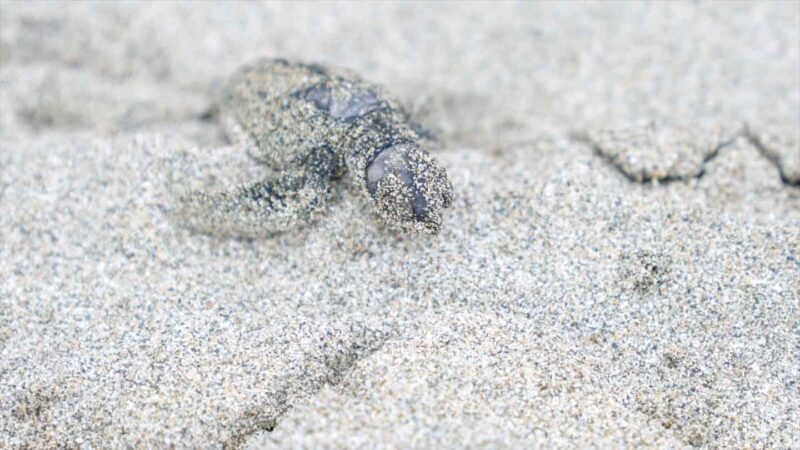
top-left (0, 2), bottom-right (798, 448)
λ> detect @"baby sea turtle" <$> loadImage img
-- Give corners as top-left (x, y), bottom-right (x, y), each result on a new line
top-left (178, 58), bottom-right (453, 237)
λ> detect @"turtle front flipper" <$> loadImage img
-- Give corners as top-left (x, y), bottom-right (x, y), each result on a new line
top-left (176, 169), bottom-right (333, 238)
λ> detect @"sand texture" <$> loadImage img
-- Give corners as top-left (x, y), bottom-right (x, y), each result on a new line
top-left (1, 2), bottom-right (798, 449)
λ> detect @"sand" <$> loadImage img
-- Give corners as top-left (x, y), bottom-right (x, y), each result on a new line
top-left (1, 2), bottom-right (798, 449)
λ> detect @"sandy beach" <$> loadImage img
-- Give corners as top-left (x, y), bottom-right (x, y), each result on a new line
top-left (1, 2), bottom-right (798, 448)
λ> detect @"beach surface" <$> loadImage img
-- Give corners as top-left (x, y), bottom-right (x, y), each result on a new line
top-left (1, 2), bottom-right (798, 448)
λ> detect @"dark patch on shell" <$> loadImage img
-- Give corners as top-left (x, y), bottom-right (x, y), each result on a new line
top-left (294, 84), bottom-right (332, 111)
top-left (293, 83), bottom-right (387, 122)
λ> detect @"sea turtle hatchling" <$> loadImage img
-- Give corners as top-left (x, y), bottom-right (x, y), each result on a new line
top-left (178, 58), bottom-right (453, 237)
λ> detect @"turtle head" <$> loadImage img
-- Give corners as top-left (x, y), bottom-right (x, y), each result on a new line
top-left (366, 143), bottom-right (453, 234)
